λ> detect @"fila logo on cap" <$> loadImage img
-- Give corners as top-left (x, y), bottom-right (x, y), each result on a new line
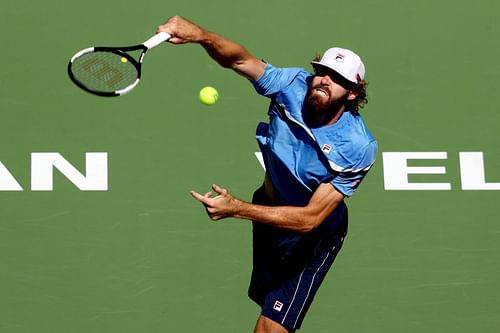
top-left (335, 53), bottom-right (345, 62)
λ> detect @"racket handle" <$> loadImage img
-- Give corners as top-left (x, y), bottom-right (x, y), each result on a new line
top-left (143, 32), bottom-right (171, 49)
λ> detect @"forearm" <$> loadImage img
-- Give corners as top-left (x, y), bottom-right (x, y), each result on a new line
top-left (203, 34), bottom-right (246, 69)
top-left (198, 31), bottom-right (260, 78)
top-left (232, 200), bottom-right (323, 233)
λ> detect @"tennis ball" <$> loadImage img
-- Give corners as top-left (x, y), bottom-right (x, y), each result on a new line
top-left (199, 86), bottom-right (219, 106)
top-left (120, 57), bottom-right (128, 64)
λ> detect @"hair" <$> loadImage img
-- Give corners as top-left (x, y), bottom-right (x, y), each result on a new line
top-left (311, 54), bottom-right (368, 112)
top-left (347, 79), bottom-right (368, 112)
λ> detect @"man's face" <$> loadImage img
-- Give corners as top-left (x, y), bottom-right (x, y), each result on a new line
top-left (306, 66), bottom-right (354, 114)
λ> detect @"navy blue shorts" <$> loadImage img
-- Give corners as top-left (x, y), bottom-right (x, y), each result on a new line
top-left (248, 187), bottom-right (348, 330)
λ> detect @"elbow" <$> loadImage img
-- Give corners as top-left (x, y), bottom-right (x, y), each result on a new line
top-left (229, 58), bottom-right (247, 71)
top-left (298, 216), bottom-right (323, 234)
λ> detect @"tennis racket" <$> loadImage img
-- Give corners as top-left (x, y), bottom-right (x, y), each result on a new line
top-left (67, 32), bottom-right (171, 97)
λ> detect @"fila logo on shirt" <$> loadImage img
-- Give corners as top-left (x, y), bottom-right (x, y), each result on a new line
top-left (322, 144), bottom-right (332, 154)
top-left (273, 300), bottom-right (284, 312)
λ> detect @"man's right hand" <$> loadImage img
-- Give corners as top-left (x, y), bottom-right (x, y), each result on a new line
top-left (156, 15), bottom-right (205, 45)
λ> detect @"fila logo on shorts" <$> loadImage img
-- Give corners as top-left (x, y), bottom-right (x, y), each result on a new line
top-left (273, 300), bottom-right (284, 312)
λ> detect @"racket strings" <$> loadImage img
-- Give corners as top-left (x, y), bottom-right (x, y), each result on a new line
top-left (70, 51), bottom-right (138, 93)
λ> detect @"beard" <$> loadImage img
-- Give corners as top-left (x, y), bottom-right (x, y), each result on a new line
top-left (304, 86), bottom-right (349, 126)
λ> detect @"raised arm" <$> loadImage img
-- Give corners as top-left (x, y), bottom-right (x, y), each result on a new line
top-left (157, 16), bottom-right (266, 81)
top-left (190, 182), bottom-right (345, 233)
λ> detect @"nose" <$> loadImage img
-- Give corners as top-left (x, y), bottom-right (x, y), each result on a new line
top-left (319, 74), bottom-right (332, 86)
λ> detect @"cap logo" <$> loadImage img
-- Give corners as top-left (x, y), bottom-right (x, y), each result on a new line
top-left (334, 53), bottom-right (345, 62)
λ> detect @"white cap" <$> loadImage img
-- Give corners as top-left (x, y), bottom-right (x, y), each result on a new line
top-left (311, 47), bottom-right (365, 84)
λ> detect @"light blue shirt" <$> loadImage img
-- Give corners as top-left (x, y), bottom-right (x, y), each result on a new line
top-left (252, 63), bottom-right (377, 204)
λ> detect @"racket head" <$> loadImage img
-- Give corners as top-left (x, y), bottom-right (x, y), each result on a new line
top-left (67, 47), bottom-right (142, 97)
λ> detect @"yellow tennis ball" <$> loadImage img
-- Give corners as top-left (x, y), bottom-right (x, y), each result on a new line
top-left (120, 57), bottom-right (128, 63)
top-left (199, 86), bottom-right (219, 106)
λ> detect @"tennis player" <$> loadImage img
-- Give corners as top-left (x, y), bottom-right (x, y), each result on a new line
top-left (157, 16), bottom-right (377, 333)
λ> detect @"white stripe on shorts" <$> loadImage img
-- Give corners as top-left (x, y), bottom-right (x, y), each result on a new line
top-left (281, 244), bottom-right (337, 328)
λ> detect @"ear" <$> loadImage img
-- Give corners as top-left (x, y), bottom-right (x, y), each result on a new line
top-left (347, 90), bottom-right (358, 101)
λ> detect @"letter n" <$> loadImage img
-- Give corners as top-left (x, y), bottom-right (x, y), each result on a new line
top-left (31, 152), bottom-right (108, 191)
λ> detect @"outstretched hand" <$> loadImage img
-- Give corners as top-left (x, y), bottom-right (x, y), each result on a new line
top-left (156, 15), bottom-right (205, 45)
top-left (190, 184), bottom-right (241, 221)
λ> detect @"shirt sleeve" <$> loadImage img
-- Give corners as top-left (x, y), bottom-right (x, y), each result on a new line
top-left (252, 63), bottom-right (306, 98)
top-left (330, 139), bottom-right (378, 197)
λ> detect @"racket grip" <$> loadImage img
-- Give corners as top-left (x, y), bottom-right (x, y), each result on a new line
top-left (143, 32), bottom-right (171, 49)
